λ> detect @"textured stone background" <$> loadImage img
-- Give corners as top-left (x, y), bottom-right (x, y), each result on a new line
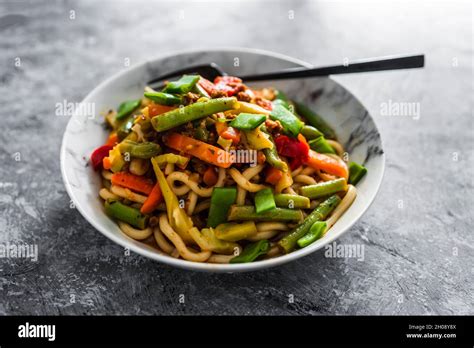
top-left (0, 0), bottom-right (472, 315)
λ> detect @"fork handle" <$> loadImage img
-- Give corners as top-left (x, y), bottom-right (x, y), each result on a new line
top-left (239, 54), bottom-right (424, 81)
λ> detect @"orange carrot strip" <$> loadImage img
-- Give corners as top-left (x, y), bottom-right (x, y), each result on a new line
top-left (265, 167), bottom-right (283, 185)
top-left (111, 172), bottom-right (155, 195)
top-left (305, 150), bottom-right (349, 179)
top-left (105, 133), bottom-right (119, 147)
top-left (216, 121), bottom-right (240, 144)
top-left (164, 133), bottom-right (233, 168)
top-left (148, 103), bottom-right (176, 117)
top-left (140, 183), bottom-right (163, 214)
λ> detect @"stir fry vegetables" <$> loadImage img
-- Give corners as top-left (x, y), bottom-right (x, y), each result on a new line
top-left (91, 73), bottom-right (369, 264)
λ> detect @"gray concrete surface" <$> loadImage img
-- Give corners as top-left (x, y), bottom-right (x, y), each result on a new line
top-left (0, 0), bottom-right (472, 315)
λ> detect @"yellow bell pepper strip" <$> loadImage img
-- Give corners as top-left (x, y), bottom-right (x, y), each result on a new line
top-left (104, 200), bottom-right (148, 229)
top-left (144, 91), bottom-right (182, 106)
top-left (200, 228), bottom-right (239, 254)
top-left (151, 157), bottom-right (193, 243)
top-left (294, 102), bottom-right (336, 139)
top-left (102, 145), bottom-right (125, 173)
top-left (116, 99), bottom-right (141, 121)
top-left (254, 188), bottom-right (276, 214)
top-left (230, 240), bottom-right (270, 263)
top-left (229, 113), bottom-right (266, 130)
top-left (118, 140), bottom-right (161, 159)
top-left (297, 221), bottom-right (327, 248)
top-left (162, 75), bottom-right (200, 94)
top-left (164, 133), bottom-right (233, 168)
top-left (278, 195), bottom-right (341, 253)
top-left (151, 97), bottom-right (239, 132)
top-left (236, 101), bottom-right (270, 115)
top-left (270, 104), bottom-right (304, 138)
top-left (348, 162), bottom-right (368, 185)
top-left (227, 205), bottom-right (303, 222)
top-left (275, 160), bottom-right (293, 193)
top-left (215, 222), bottom-right (258, 242)
top-left (244, 127), bottom-right (273, 150)
top-left (207, 187), bottom-right (237, 228)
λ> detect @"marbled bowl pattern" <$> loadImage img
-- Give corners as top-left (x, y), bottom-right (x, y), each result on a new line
top-left (61, 48), bottom-right (385, 272)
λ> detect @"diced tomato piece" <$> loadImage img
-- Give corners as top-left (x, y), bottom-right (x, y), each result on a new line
top-left (90, 145), bottom-right (113, 171)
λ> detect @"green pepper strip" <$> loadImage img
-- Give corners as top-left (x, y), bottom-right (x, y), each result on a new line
top-left (261, 127), bottom-right (288, 172)
top-left (116, 99), bottom-right (141, 121)
top-left (349, 162), bottom-right (368, 185)
top-left (254, 188), bottom-right (276, 214)
top-left (118, 140), bottom-right (161, 159)
top-left (297, 221), bottom-right (327, 248)
top-left (163, 75), bottom-right (200, 94)
top-left (270, 104), bottom-right (304, 138)
top-left (227, 205), bottom-right (303, 222)
top-left (278, 195), bottom-right (341, 253)
top-left (151, 97), bottom-right (239, 132)
top-left (207, 187), bottom-right (237, 228)
top-left (144, 92), bottom-right (182, 106)
top-left (229, 113), bottom-right (266, 130)
top-left (274, 194), bottom-right (310, 209)
top-left (308, 136), bottom-right (336, 154)
top-left (117, 114), bottom-right (136, 140)
top-left (301, 125), bottom-right (324, 140)
top-left (294, 102), bottom-right (336, 139)
top-left (104, 200), bottom-right (148, 229)
top-left (300, 178), bottom-right (347, 199)
top-left (215, 222), bottom-right (258, 242)
top-left (230, 240), bottom-right (270, 264)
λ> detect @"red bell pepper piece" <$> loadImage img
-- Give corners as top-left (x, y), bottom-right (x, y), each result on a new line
top-left (90, 145), bottom-right (113, 171)
top-left (275, 134), bottom-right (310, 170)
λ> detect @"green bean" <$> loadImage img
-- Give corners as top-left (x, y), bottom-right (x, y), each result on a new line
top-left (228, 205), bottom-right (303, 222)
top-left (230, 240), bottom-right (270, 263)
top-left (294, 102), bottom-right (336, 139)
top-left (261, 127), bottom-right (288, 172)
top-left (274, 194), bottom-right (310, 209)
top-left (301, 125), bottom-right (324, 140)
top-left (144, 92), bottom-right (182, 106)
top-left (297, 221), bottom-right (327, 248)
top-left (270, 104), bottom-right (304, 138)
top-left (230, 113), bottom-right (266, 130)
top-left (118, 140), bottom-right (161, 159)
top-left (163, 75), bottom-right (200, 94)
top-left (349, 162), bottom-right (368, 185)
top-left (254, 188), bottom-right (276, 214)
top-left (300, 178), bottom-right (347, 199)
top-left (278, 195), bottom-right (341, 253)
top-left (151, 97), bottom-right (238, 132)
top-left (104, 200), bottom-right (148, 229)
top-left (116, 99), bottom-right (141, 121)
top-left (308, 136), bottom-right (336, 154)
top-left (207, 187), bottom-right (237, 228)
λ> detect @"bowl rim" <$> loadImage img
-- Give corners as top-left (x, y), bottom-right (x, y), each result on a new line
top-left (60, 46), bottom-right (385, 272)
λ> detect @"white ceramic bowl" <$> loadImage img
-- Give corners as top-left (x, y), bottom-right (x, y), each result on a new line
top-left (60, 48), bottom-right (385, 272)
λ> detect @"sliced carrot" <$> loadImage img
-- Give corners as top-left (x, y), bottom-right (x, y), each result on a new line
top-left (103, 157), bottom-right (112, 170)
top-left (203, 167), bottom-right (218, 186)
top-left (140, 183), bottom-right (163, 214)
top-left (105, 133), bottom-right (119, 147)
top-left (305, 150), bottom-right (349, 179)
top-left (265, 166), bottom-right (283, 185)
top-left (216, 121), bottom-right (240, 144)
top-left (148, 103), bottom-right (176, 117)
top-left (111, 172), bottom-right (155, 195)
top-left (164, 133), bottom-right (233, 168)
